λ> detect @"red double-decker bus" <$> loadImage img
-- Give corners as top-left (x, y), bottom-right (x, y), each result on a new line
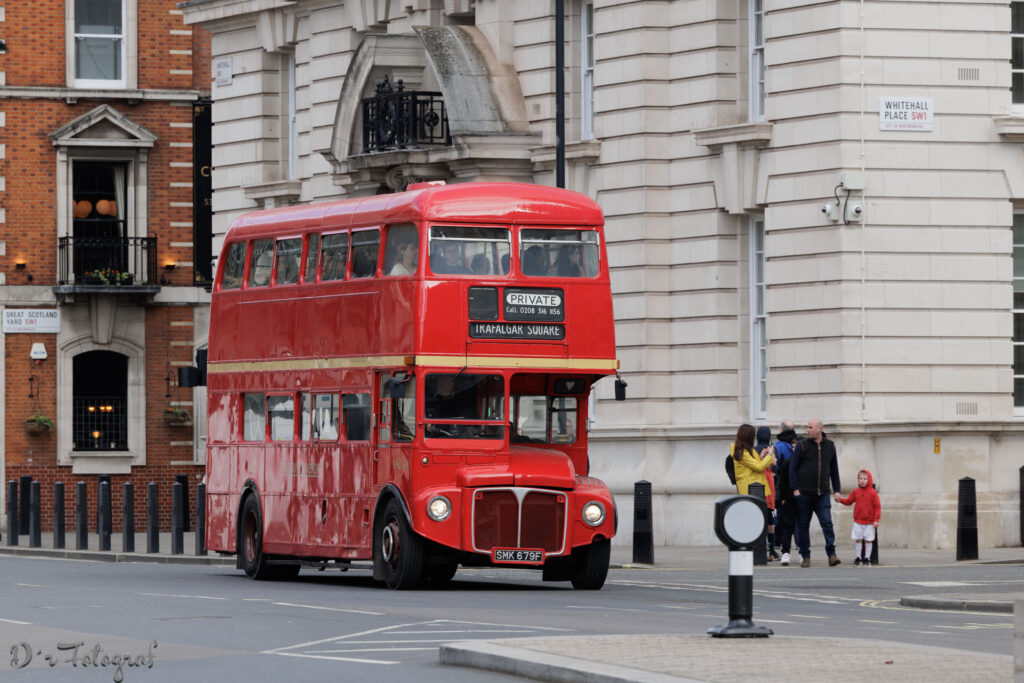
top-left (204, 182), bottom-right (621, 589)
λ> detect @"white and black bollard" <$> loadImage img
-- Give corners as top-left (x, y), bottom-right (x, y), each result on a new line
top-left (708, 494), bottom-right (773, 638)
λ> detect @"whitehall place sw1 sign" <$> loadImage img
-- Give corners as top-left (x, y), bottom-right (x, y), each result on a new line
top-left (879, 97), bottom-right (933, 131)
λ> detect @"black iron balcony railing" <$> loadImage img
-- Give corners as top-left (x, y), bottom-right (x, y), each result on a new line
top-left (72, 396), bottom-right (128, 451)
top-left (57, 236), bottom-right (158, 287)
top-left (362, 75), bottom-right (451, 153)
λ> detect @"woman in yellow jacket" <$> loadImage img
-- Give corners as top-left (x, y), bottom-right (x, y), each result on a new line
top-left (730, 423), bottom-right (775, 496)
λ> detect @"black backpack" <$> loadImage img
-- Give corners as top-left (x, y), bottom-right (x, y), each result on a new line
top-left (725, 454), bottom-right (736, 485)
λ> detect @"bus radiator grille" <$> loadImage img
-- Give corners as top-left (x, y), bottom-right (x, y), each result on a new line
top-left (473, 489), bottom-right (565, 553)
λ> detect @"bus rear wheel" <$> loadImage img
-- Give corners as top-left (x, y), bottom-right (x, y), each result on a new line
top-left (376, 498), bottom-right (423, 589)
top-left (240, 496), bottom-right (299, 581)
top-left (570, 538), bottom-right (610, 590)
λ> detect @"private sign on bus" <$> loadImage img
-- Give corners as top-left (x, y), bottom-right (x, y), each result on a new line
top-left (204, 182), bottom-right (622, 589)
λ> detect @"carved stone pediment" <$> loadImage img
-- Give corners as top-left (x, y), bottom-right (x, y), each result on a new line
top-left (50, 104), bottom-right (157, 149)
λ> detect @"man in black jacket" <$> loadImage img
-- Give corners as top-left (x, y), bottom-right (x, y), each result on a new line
top-left (788, 418), bottom-right (842, 568)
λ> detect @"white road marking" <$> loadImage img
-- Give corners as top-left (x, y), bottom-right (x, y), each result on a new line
top-left (756, 619), bottom-right (798, 624)
top-left (566, 605), bottom-right (647, 612)
top-left (140, 592), bottom-right (227, 600)
top-left (309, 647), bottom-right (437, 653)
top-left (789, 614), bottom-right (828, 619)
top-left (901, 581), bottom-right (982, 587)
top-left (16, 583), bottom-right (42, 587)
top-left (271, 602), bottom-right (383, 616)
top-left (272, 652), bottom-right (396, 665)
top-left (0, 618), bottom-right (31, 625)
top-left (859, 619), bottom-right (898, 624)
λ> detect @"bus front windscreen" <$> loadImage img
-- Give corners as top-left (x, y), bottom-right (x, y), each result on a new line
top-left (424, 373), bottom-right (505, 439)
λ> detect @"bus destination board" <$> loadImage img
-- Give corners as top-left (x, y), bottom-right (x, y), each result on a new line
top-left (469, 322), bottom-right (565, 340)
top-left (503, 288), bottom-right (564, 322)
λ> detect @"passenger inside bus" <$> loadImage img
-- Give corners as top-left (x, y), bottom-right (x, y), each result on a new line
top-left (556, 245), bottom-right (586, 277)
top-left (432, 242), bottom-right (471, 274)
top-left (523, 245), bottom-right (549, 276)
top-left (388, 238), bottom-right (418, 276)
top-left (470, 253), bottom-right (490, 275)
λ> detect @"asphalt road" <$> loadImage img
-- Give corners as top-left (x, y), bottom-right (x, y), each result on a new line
top-left (0, 555), bottom-right (1018, 681)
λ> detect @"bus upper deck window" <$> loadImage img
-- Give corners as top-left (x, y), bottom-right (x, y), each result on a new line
top-left (220, 242), bottom-right (246, 290)
top-left (520, 229), bottom-right (600, 278)
top-left (351, 229), bottom-right (380, 278)
top-left (274, 238), bottom-right (301, 285)
top-left (320, 233), bottom-right (349, 281)
top-left (303, 233), bottom-right (319, 283)
top-left (430, 226), bottom-right (510, 276)
top-left (385, 225), bottom-right (419, 277)
top-left (248, 239), bottom-right (273, 287)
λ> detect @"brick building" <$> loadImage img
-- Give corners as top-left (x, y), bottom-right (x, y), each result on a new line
top-left (0, 0), bottom-right (212, 531)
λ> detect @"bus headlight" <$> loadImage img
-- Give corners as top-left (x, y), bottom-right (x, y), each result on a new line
top-left (427, 495), bottom-right (451, 521)
top-left (582, 501), bottom-right (605, 527)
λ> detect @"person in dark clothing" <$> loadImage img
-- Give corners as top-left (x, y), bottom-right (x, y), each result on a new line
top-left (754, 426), bottom-right (780, 561)
top-left (772, 419), bottom-right (799, 565)
top-left (788, 417), bottom-right (842, 568)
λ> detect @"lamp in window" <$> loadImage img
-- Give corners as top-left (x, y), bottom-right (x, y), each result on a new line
top-left (161, 261), bottom-right (176, 286)
top-left (0, 40), bottom-right (8, 55)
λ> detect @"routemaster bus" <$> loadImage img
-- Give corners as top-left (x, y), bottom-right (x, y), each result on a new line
top-left (204, 181), bottom-right (621, 589)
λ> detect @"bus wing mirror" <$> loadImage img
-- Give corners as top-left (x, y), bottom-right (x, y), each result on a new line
top-left (389, 377), bottom-right (406, 399)
top-left (614, 378), bottom-right (627, 401)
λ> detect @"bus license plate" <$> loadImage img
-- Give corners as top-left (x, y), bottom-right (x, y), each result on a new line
top-left (492, 548), bottom-right (544, 564)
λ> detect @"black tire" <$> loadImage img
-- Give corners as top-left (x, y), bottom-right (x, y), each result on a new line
top-left (425, 560), bottom-right (458, 584)
top-left (239, 496), bottom-right (299, 581)
top-left (570, 538), bottom-right (610, 590)
top-left (375, 498), bottom-right (424, 589)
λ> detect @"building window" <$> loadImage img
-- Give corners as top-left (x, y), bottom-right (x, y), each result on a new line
top-left (73, 160), bottom-right (128, 276)
top-left (750, 218), bottom-right (767, 418)
top-left (71, 0), bottom-right (137, 89)
top-left (1014, 3), bottom-right (1024, 106)
top-left (581, 1), bottom-right (595, 140)
top-left (1013, 213), bottom-right (1024, 410)
top-left (749, 0), bottom-right (765, 121)
top-left (282, 52), bottom-right (298, 180)
top-left (73, 351), bottom-right (128, 451)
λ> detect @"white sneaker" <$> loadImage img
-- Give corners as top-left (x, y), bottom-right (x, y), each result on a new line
top-left (780, 552), bottom-right (790, 566)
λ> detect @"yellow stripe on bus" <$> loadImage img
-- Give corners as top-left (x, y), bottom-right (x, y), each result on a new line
top-left (207, 355), bottom-right (618, 374)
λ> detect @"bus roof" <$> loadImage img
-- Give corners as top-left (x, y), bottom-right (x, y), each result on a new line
top-left (225, 182), bottom-right (603, 241)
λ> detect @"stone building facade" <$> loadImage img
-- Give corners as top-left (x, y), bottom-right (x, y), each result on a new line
top-left (181, 0), bottom-right (1023, 549)
top-left (0, 0), bottom-right (212, 530)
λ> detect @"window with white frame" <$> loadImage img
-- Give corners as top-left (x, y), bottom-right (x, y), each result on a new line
top-left (70, 0), bottom-right (137, 89)
top-left (581, 2), bottom-right (595, 140)
top-left (750, 218), bottom-right (767, 418)
top-left (282, 52), bottom-right (298, 179)
top-left (749, 0), bottom-right (765, 121)
top-left (1013, 213), bottom-right (1024, 411)
top-left (1014, 2), bottom-right (1024, 106)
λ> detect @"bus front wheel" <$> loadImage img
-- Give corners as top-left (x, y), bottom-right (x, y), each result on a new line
top-left (240, 496), bottom-right (298, 580)
top-left (570, 538), bottom-right (610, 590)
top-left (375, 498), bottom-right (424, 589)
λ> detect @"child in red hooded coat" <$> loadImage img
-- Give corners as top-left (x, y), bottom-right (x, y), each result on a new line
top-left (835, 469), bottom-right (881, 566)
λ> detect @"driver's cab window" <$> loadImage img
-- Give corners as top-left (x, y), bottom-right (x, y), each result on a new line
top-left (512, 395), bottom-right (578, 444)
top-left (423, 373), bottom-right (505, 439)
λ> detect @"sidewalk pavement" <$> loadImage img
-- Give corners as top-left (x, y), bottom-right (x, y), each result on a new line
top-left (2, 535), bottom-right (1021, 681)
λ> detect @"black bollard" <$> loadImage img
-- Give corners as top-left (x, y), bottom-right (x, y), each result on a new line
top-left (96, 475), bottom-right (111, 536)
top-left (175, 474), bottom-right (190, 532)
top-left (19, 475), bottom-right (31, 535)
top-left (632, 480), bottom-right (654, 564)
top-left (870, 482), bottom-right (880, 566)
top-left (7, 481), bottom-right (18, 546)
top-left (29, 482), bottom-right (41, 548)
top-left (147, 482), bottom-right (159, 554)
top-left (53, 482), bottom-right (65, 549)
top-left (195, 482), bottom-right (207, 556)
top-left (956, 477), bottom-right (978, 561)
top-left (748, 483), bottom-right (767, 566)
top-left (98, 481), bottom-right (111, 551)
top-left (171, 481), bottom-right (184, 555)
top-left (1019, 466), bottom-right (1024, 546)
top-left (75, 482), bottom-right (88, 550)
top-left (123, 482), bottom-right (135, 553)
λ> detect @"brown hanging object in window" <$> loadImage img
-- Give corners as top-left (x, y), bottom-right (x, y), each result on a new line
top-left (96, 199), bottom-right (117, 216)
top-left (74, 200), bottom-right (93, 218)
